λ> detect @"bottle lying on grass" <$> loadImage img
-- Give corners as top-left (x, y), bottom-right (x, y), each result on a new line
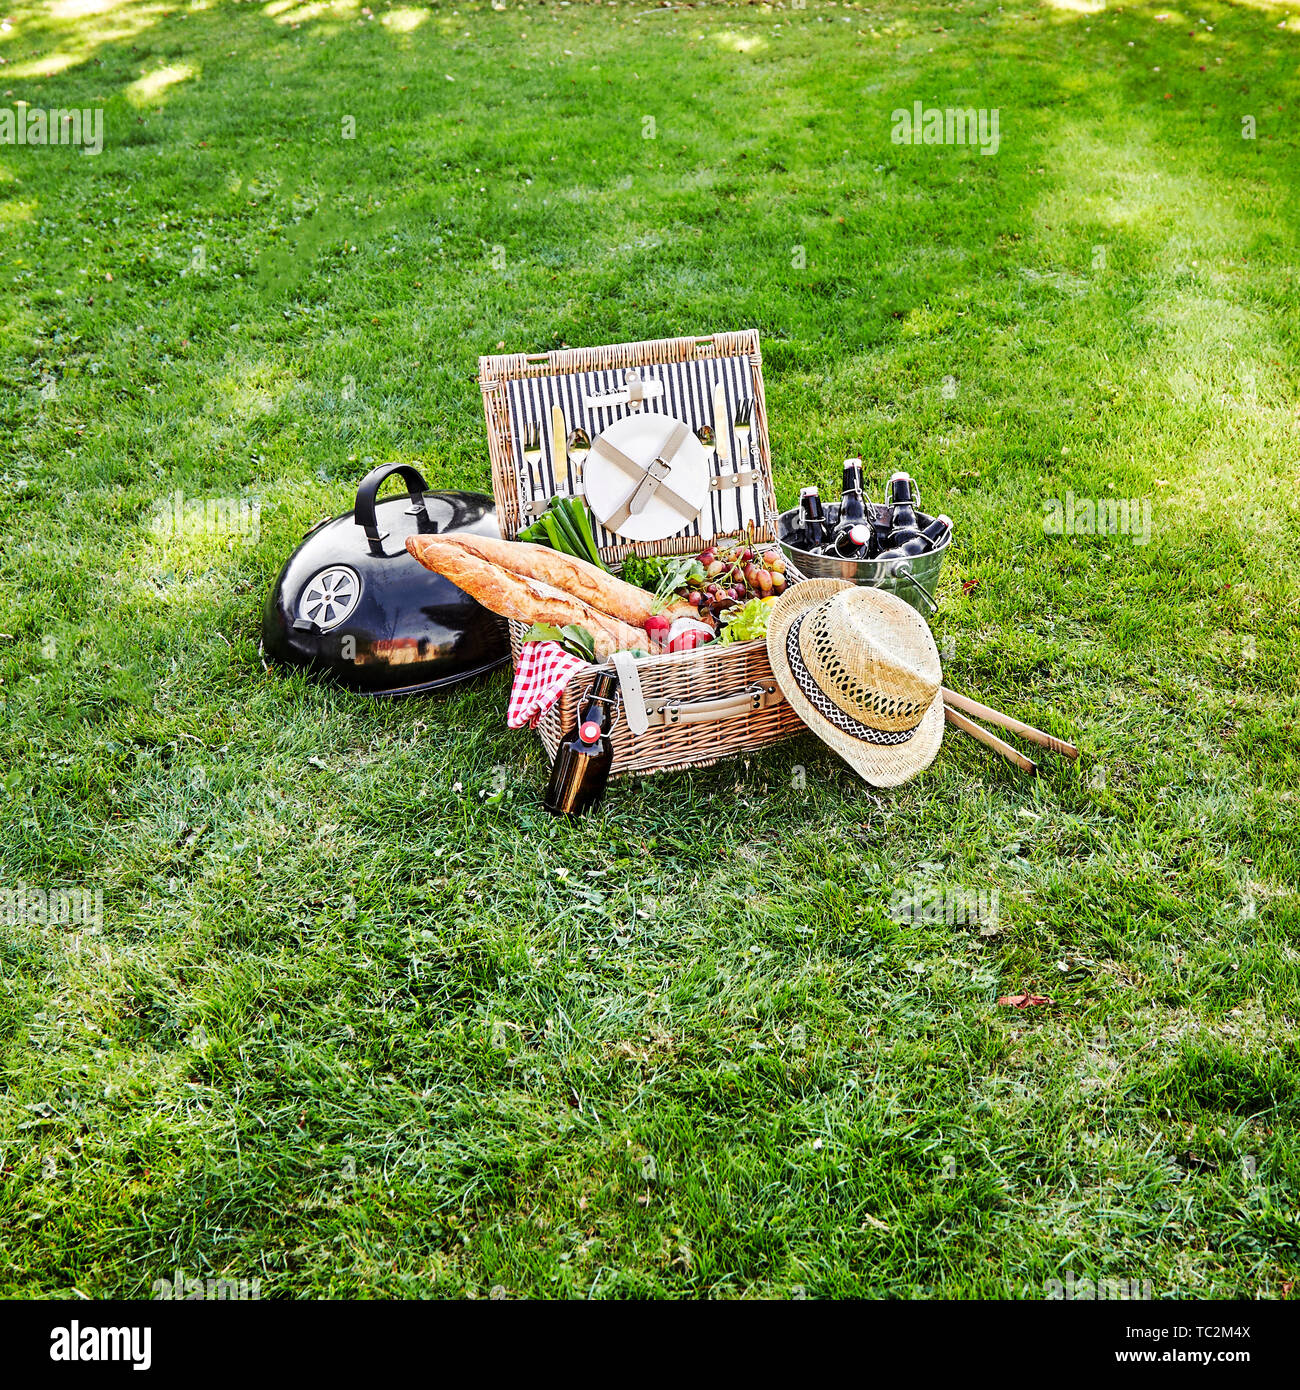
top-left (543, 666), bottom-right (618, 815)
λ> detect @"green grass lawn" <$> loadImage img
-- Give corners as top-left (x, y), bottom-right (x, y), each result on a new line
top-left (1, 0), bottom-right (1298, 1300)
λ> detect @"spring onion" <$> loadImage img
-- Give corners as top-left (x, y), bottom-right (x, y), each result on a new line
top-left (518, 497), bottom-right (609, 572)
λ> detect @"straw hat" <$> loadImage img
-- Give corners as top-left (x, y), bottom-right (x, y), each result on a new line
top-left (765, 579), bottom-right (944, 787)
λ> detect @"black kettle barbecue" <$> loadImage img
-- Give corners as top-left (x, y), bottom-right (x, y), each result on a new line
top-left (262, 463), bottom-right (510, 697)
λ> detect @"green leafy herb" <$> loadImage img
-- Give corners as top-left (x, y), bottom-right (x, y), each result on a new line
top-left (621, 554), bottom-right (694, 590)
top-left (522, 623), bottom-right (598, 663)
top-left (651, 555), bottom-right (703, 609)
top-left (718, 597), bottom-right (777, 644)
top-left (618, 554), bottom-right (655, 590)
top-left (621, 553), bottom-right (706, 611)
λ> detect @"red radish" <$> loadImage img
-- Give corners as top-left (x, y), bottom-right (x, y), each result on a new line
top-left (644, 614), bottom-right (672, 632)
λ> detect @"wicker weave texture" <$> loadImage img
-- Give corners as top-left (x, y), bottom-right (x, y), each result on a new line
top-left (482, 332), bottom-right (802, 778)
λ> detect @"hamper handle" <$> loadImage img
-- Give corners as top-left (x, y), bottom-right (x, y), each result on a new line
top-left (643, 681), bottom-right (784, 730)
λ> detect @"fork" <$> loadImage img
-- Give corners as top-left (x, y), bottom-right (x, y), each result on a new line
top-left (521, 422), bottom-right (545, 516)
top-left (732, 399), bottom-right (754, 458)
top-left (732, 399), bottom-right (754, 529)
top-left (566, 427), bottom-right (591, 497)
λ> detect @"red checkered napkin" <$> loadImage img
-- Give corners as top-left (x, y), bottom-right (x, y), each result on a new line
top-left (507, 641), bottom-right (591, 729)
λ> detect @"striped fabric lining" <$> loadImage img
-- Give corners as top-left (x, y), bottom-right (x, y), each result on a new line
top-left (504, 354), bottom-right (762, 550)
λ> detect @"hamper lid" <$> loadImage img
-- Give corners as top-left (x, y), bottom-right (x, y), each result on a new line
top-left (480, 332), bottom-right (776, 560)
top-left (261, 464), bottom-right (509, 697)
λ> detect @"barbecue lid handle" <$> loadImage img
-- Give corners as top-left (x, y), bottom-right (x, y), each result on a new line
top-left (354, 463), bottom-right (437, 548)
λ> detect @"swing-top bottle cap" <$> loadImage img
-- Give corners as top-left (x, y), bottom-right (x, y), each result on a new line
top-left (887, 471), bottom-right (916, 505)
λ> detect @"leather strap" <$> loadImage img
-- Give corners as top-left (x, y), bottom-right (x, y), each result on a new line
top-left (595, 425), bottom-right (698, 529)
top-left (710, 469), bottom-right (762, 491)
top-left (611, 651), bottom-right (649, 735)
top-left (638, 682), bottom-right (784, 730)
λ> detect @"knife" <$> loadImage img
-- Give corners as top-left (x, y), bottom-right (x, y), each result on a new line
top-left (550, 403), bottom-right (568, 493)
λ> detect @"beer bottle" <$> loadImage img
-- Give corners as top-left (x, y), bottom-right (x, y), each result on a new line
top-left (887, 472), bottom-right (920, 536)
top-left (543, 668), bottom-right (618, 815)
top-left (867, 501), bottom-right (894, 555)
top-left (838, 458), bottom-right (866, 527)
top-left (799, 487), bottom-right (826, 550)
top-left (875, 514), bottom-right (952, 562)
top-left (830, 523), bottom-right (874, 559)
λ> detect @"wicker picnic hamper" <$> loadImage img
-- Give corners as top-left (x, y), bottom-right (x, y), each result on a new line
top-left (480, 331), bottom-right (806, 777)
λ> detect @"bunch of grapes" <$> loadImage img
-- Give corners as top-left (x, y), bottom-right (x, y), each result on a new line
top-left (682, 542), bottom-right (788, 622)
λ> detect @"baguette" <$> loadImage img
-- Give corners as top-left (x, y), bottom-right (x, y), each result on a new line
top-left (407, 533), bottom-right (696, 625)
top-left (405, 539), bottom-right (645, 659)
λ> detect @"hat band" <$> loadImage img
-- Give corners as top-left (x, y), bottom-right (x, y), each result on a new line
top-left (786, 613), bottom-right (918, 747)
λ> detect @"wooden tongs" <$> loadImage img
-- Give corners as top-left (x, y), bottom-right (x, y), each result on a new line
top-left (942, 688), bottom-right (1079, 776)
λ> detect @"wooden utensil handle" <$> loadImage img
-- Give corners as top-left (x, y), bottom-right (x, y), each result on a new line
top-left (941, 688), bottom-right (1078, 760)
top-left (944, 705), bottom-right (1038, 775)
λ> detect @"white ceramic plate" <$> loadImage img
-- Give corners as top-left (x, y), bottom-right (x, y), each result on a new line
top-left (584, 413), bottom-right (707, 543)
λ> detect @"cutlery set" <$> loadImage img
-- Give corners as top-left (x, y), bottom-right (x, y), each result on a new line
top-left (518, 369), bottom-right (760, 541)
top-left (521, 422), bottom-right (545, 517)
top-left (521, 423), bottom-right (591, 519)
top-left (717, 397), bottom-right (761, 494)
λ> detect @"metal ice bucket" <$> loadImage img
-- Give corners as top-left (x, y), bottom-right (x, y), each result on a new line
top-left (777, 508), bottom-right (949, 615)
